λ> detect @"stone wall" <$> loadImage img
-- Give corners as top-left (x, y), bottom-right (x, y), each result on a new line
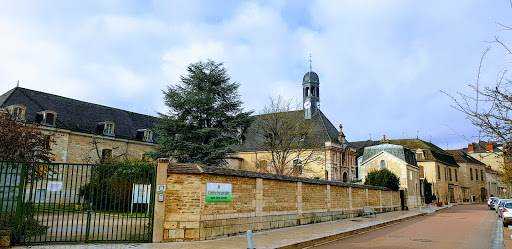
top-left (163, 164), bottom-right (400, 242)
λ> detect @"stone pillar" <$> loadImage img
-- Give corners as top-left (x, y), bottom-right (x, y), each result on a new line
top-left (326, 185), bottom-right (331, 211)
top-left (153, 159), bottom-right (169, 242)
top-left (379, 190), bottom-right (383, 212)
top-left (297, 182), bottom-right (303, 217)
top-left (366, 188), bottom-right (369, 206)
top-left (256, 178), bottom-right (263, 217)
top-left (349, 187), bottom-right (353, 213)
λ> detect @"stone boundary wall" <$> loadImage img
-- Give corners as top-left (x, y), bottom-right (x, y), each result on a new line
top-left (163, 163), bottom-right (400, 242)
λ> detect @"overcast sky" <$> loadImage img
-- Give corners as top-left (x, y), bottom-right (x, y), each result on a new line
top-left (0, 1), bottom-right (511, 150)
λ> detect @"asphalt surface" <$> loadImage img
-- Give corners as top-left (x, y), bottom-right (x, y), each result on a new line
top-left (313, 204), bottom-right (495, 249)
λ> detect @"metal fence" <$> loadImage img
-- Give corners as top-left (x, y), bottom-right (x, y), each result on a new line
top-left (0, 161), bottom-right (156, 244)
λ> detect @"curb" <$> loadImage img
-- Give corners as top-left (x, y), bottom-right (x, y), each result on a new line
top-left (276, 206), bottom-right (449, 249)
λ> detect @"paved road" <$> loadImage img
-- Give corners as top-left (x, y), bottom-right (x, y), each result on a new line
top-left (314, 204), bottom-right (496, 249)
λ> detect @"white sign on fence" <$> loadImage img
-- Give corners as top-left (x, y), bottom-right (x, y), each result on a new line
top-left (131, 184), bottom-right (151, 214)
top-left (47, 181), bottom-right (63, 192)
top-left (132, 184), bottom-right (151, 204)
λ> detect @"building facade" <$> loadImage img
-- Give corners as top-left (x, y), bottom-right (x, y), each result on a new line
top-left (227, 70), bottom-right (358, 182)
top-left (353, 138), bottom-right (465, 204)
top-left (464, 141), bottom-right (509, 198)
top-left (358, 144), bottom-right (421, 208)
top-left (0, 87), bottom-right (158, 164)
top-left (447, 150), bottom-right (487, 202)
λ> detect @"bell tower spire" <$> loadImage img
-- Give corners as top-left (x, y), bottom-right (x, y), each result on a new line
top-left (302, 55), bottom-right (320, 119)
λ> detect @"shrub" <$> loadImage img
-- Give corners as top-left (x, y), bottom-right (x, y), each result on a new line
top-left (364, 168), bottom-right (400, 191)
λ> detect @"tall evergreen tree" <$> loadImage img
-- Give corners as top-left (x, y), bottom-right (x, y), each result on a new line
top-left (152, 59), bottom-right (253, 166)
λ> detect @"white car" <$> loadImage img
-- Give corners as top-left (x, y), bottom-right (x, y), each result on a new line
top-left (488, 197), bottom-right (499, 207)
top-left (490, 198), bottom-right (500, 210)
top-left (503, 202), bottom-right (512, 226)
top-left (497, 199), bottom-right (512, 217)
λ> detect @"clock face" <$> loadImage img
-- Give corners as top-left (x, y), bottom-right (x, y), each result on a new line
top-left (304, 101), bottom-right (311, 109)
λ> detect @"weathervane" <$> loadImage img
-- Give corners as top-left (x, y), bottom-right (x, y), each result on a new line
top-left (309, 54), bottom-right (312, 73)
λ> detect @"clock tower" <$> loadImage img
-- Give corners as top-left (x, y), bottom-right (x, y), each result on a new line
top-left (303, 66), bottom-right (320, 120)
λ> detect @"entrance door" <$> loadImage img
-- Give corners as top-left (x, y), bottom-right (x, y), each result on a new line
top-left (449, 187), bottom-right (455, 203)
top-left (481, 187), bottom-right (487, 202)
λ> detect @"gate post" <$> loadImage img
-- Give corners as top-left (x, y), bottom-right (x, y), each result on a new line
top-left (153, 159), bottom-right (169, 243)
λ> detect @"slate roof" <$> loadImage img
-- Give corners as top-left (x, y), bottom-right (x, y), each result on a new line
top-left (360, 144), bottom-right (418, 166)
top-left (0, 87), bottom-right (158, 142)
top-left (446, 150), bottom-right (486, 166)
top-left (461, 141), bottom-right (503, 153)
top-left (351, 138), bottom-right (458, 167)
top-left (236, 110), bottom-right (341, 152)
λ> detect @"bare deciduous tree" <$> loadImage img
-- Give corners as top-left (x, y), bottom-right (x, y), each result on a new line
top-left (444, 21), bottom-right (512, 184)
top-left (250, 97), bottom-right (322, 176)
top-left (0, 109), bottom-right (53, 162)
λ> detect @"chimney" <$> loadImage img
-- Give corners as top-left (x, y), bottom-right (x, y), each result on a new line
top-left (486, 141), bottom-right (494, 151)
top-left (380, 135), bottom-right (388, 143)
top-left (468, 143), bottom-right (474, 152)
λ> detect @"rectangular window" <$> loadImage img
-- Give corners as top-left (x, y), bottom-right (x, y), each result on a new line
top-left (470, 168), bottom-right (473, 180)
top-left (455, 169), bottom-right (458, 182)
top-left (481, 170), bottom-right (484, 181)
top-left (101, 149), bottom-right (112, 163)
top-left (437, 165), bottom-right (441, 180)
top-left (43, 135), bottom-right (52, 150)
top-left (143, 129), bottom-right (153, 141)
top-left (475, 168), bottom-right (479, 181)
top-left (449, 168), bottom-right (452, 181)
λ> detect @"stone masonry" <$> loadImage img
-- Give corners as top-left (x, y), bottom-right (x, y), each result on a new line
top-left (163, 163), bottom-right (400, 242)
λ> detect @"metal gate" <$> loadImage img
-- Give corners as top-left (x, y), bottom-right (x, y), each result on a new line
top-left (0, 161), bottom-right (156, 244)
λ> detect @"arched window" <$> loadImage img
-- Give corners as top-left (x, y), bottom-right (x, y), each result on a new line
top-left (380, 160), bottom-right (386, 169)
top-left (437, 165), bottom-right (441, 180)
top-left (343, 172), bottom-right (348, 182)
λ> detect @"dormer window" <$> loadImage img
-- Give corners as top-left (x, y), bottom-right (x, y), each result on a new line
top-left (38, 110), bottom-right (57, 126)
top-left (98, 121), bottom-right (115, 136)
top-left (104, 122), bottom-right (115, 136)
top-left (8, 105), bottom-right (26, 121)
top-left (137, 128), bottom-right (153, 142)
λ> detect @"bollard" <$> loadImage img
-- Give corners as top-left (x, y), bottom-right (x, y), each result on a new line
top-left (429, 203), bottom-right (432, 211)
top-left (420, 206), bottom-right (422, 213)
top-left (247, 230), bottom-right (255, 249)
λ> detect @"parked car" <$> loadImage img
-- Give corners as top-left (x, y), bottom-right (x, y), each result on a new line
top-left (491, 198), bottom-right (500, 210)
top-left (503, 202), bottom-right (512, 226)
top-left (488, 197), bottom-right (499, 207)
top-left (497, 199), bottom-right (512, 217)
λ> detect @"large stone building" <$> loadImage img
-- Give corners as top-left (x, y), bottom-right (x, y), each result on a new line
top-left (0, 87), bottom-right (158, 164)
top-left (358, 143), bottom-right (420, 208)
top-left (227, 70), bottom-right (358, 182)
top-left (354, 138), bottom-right (466, 204)
top-left (446, 149), bottom-right (487, 202)
top-left (463, 141), bottom-right (509, 198)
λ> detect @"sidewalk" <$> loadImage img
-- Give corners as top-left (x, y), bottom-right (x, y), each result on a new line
top-left (14, 204), bottom-right (451, 249)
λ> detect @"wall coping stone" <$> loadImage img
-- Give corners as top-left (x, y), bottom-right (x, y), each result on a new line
top-left (168, 163), bottom-right (390, 191)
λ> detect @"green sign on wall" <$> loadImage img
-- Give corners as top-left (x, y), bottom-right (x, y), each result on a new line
top-left (206, 183), bottom-right (232, 202)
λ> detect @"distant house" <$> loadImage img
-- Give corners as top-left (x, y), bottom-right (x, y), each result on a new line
top-left (353, 138), bottom-right (464, 204)
top-left (358, 143), bottom-right (420, 208)
top-left (446, 149), bottom-right (487, 202)
top-left (227, 70), bottom-right (358, 182)
top-left (0, 87), bottom-right (158, 164)
top-left (463, 141), bottom-right (509, 198)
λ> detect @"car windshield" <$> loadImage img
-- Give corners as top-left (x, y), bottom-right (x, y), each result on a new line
top-left (494, 199), bottom-right (500, 203)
